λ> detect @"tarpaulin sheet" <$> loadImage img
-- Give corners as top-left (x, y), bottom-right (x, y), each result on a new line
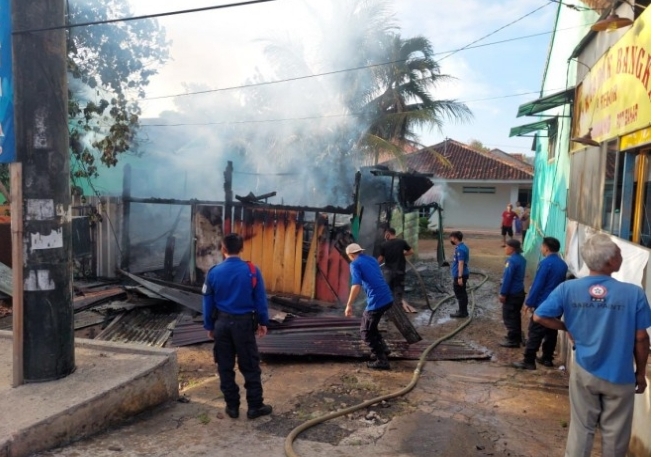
top-left (566, 221), bottom-right (650, 288)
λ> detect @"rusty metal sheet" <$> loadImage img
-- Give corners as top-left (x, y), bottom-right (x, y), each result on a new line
top-left (120, 270), bottom-right (202, 313)
top-left (73, 287), bottom-right (127, 312)
top-left (171, 316), bottom-right (490, 361)
top-left (74, 310), bottom-right (108, 330)
top-left (95, 308), bottom-right (179, 347)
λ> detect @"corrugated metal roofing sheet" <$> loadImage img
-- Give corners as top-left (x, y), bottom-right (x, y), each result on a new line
top-left (171, 316), bottom-right (490, 361)
top-left (95, 308), bottom-right (179, 347)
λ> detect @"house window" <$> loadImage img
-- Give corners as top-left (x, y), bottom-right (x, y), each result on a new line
top-left (462, 186), bottom-right (496, 194)
top-left (570, 140), bottom-right (652, 246)
top-left (547, 121), bottom-right (558, 161)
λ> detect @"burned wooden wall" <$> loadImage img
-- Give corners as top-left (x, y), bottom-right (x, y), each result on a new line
top-left (194, 205), bottom-right (223, 277)
top-left (232, 207), bottom-right (351, 303)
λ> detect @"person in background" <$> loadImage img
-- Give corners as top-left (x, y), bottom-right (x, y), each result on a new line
top-left (378, 228), bottom-right (414, 313)
top-left (514, 201), bottom-right (524, 238)
top-left (345, 243), bottom-right (393, 370)
top-left (203, 233), bottom-right (272, 420)
top-left (534, 234), bottom-right (650, 457)
top-left (501, 204), bottom-right (519, 247)
top-left (521, 204), bottom-right (531, 243)
top-left (499, 239), bottom-right (526, 348)
top-left (512, 237), bottom-right (568, 370)
top-left (448, 230), bottom-right (470, 318)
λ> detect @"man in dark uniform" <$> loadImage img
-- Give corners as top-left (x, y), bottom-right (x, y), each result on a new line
top-left (345, 243), bottom-right (394, 370)
top-left (378, 228), bottom-right (413, 313)
top-left (499, 239), bottom-right (526, 348)
top-left (203, 233), bottom-right (272, 420)
top-left (449, 231), bottom-right (470, 318)
top-left (513, 237), bottom-right (568, 370)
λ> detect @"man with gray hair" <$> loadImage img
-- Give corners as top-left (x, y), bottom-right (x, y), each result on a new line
top-left (534, 234), bottom-right (650, 457)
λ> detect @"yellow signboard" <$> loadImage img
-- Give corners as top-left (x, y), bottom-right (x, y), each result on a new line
top-left (620, 126), bottom-right (651, 150)
top-left (572, 7), bottom-right (651, 149)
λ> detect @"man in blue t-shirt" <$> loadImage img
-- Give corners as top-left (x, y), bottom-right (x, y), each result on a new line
top-left (534, 234), bottom-right (650, 457)
top-left (499, 239), bottom-right (526, 348)
top-left (345, 243), bottom-right (394, 370)
top-left (513, 237), bottom-right (568, 370)
top-left (448, 231), bottom-right (470, 318)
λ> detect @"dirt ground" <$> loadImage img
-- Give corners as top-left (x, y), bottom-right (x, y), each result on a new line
top-left (37, 234), bottom-right (595, 457)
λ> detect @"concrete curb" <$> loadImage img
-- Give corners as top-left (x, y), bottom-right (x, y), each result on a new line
top-left (0, 331), bottom-right (178, 457)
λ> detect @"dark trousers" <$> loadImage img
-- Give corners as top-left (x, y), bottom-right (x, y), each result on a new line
top-left (502, 292), bottom-right (525, 344)
top-left (213, 317), bottom-right (263, 410)
top-left (360, 303), bottom-right (392, 356)
top-left (453, 276), bottom-right (469, 314)
top-left (384, 271), bottom-right (405, 308)
top-left (524, 317), bottom-right (558, 363)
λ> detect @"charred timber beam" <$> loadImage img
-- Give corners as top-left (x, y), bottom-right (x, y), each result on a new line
top-left (235, 202), bottom-right (355, 215)
top-left (121, 164), bottom-right (132, 270)
top-left (224, 161), bottom-right (233, 234)
top-left (120, 197), bottom-right (355, 216)
top-left (385, 303), bottom-right (422, 344)
top-left (125, 197), bottom-right (223, 206)
top-left (235, 191), bottom-right (277, 203)
top-left (369, 170), bottom-right (434, 178)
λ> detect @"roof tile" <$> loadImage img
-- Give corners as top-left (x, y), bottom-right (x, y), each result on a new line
top-left (382, 139), bottom-right (533, 181)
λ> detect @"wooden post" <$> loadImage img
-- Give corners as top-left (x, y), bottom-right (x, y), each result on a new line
top-left (10, 162), bottom-right (23, 387)
top-left (223, 161), bottom-right (233, 235)
top-left (12, 0), bottom-right (75, 381)
top-left (120, 164), bottom-right (132, 270)
top-left (189, 202), bottom-right (197, 285)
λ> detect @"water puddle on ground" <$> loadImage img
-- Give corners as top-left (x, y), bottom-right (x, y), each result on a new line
top-left (411, 310), bottom-right (453, 326)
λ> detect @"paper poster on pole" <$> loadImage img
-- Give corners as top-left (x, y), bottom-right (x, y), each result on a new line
top-left (0, 0), bottom-right (15, 163)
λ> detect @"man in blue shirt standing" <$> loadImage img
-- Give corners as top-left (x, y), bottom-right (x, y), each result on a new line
top-left (534, 234), bottom-right (650, 457)
top-left (513, 237), bottom-right (568, 370)
top-left (499, 239), bottom-right (526, 348)
top-left (203, 233), bottom-right (272, 420)
top-left (449, 231), bottom-right (470, 318)
top-left (345, 243), bottom-right (394, 370)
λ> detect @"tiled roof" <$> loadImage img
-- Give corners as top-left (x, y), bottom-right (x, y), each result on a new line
top-left (383, 139), bottom-right (534, 181)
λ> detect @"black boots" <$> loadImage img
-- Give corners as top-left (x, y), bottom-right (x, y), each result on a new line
top-left (247, 404), bottom-right (273, 420)
top-left (367, 355), bottom-right (391, 370)
top-left (450, 311), bottom-right (469, 318)
top-left (512, 360), bottom-right (536, 370)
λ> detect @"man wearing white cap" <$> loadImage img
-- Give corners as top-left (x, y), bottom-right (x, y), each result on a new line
top-left (344, 243), bottom-right (394, 370)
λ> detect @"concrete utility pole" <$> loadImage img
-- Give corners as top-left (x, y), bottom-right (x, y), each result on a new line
top-left (12, 0), bottom-right (75, 382)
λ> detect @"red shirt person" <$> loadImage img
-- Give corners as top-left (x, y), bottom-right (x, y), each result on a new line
top-left (501, 204), bottom-right (519, 247)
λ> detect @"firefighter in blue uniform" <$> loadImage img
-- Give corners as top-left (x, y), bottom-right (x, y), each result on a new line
top-left (512, 237), bottom-right (568, 370)
top-left (498, 239), bottom-right (527, 348)
top-left (203, 233), bottom-right (272, 420)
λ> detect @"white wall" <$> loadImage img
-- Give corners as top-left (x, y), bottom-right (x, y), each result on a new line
top-left (442, 183), bottom-right (527, 230)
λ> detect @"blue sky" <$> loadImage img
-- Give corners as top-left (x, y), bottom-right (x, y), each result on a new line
top-left (130, 0), bottom-right (561, 156)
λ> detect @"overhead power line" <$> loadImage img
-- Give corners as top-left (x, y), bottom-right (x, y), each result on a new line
top-left (13, 0), bottom-right (275, 34)
top-left (139, 87), bottom-right (568, 128)
top-left (435, 2), bottom-right (554, 62)
top-left (546, 0), bottom-right (595, 12)
top-left (142, 22), bottom-right (591, 102)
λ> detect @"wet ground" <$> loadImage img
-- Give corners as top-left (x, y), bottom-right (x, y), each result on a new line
top-left (36, 234), bottom-right (596, 457)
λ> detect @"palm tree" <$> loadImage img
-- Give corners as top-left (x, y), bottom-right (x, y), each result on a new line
top-left (238, 0), bottom-right (472, 203)
top-left (359, 33), bottom-right (473, 165)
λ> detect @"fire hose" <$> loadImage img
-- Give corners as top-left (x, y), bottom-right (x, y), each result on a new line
top-left (284, 270), bottom-right (490, 457)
